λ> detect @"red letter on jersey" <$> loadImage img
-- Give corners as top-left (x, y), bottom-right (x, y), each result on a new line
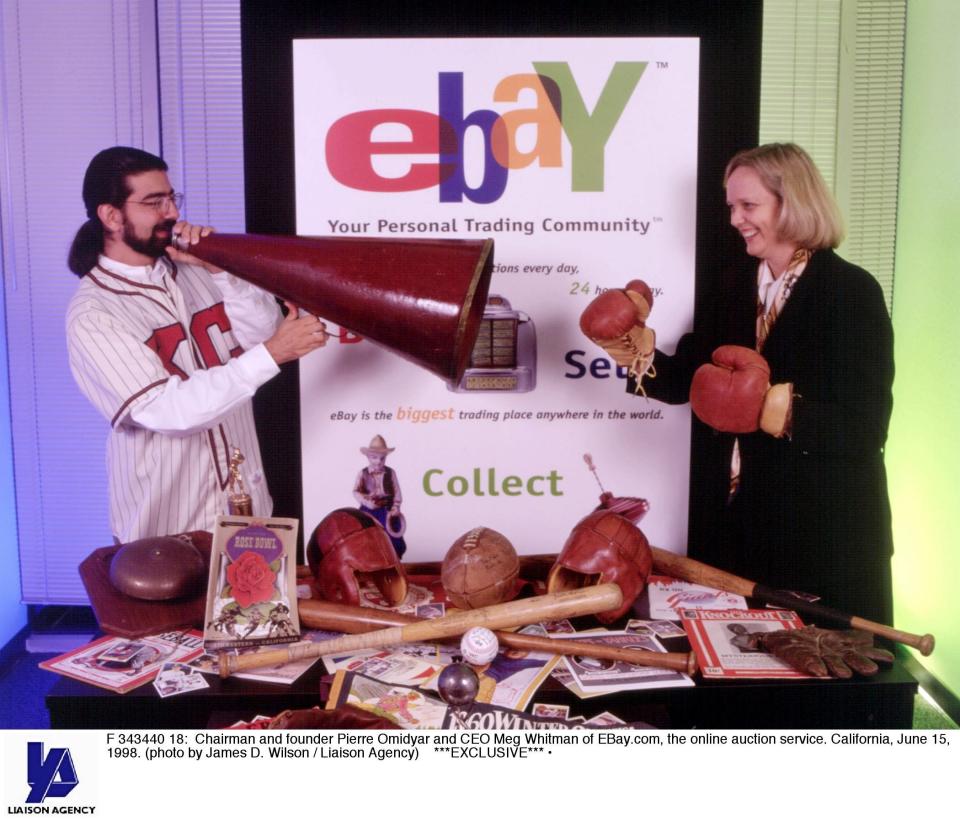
top-left (145, 324), bottom-right (189, 380)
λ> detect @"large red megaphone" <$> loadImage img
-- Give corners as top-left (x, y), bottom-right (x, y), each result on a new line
top-left (175, 233), bottom-right (494, 383)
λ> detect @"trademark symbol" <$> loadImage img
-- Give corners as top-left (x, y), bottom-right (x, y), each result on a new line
top-left (653, 216), bottom-right (664, 222)
top-left (657, 61), bottom-right (669, 69)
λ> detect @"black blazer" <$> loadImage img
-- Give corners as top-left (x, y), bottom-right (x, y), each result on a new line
top-left (631, 249), bottom-right (895, 624)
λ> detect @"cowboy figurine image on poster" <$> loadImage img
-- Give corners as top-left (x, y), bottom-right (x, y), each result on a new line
top-left (353, 435), bottom-right (408, 559)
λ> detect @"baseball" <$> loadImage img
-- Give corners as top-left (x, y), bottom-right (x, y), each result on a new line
top-left (460, 627), bottom-right (499, 665)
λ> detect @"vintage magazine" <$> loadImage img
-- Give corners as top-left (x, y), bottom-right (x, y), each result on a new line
top-left (39, 630), bottom-right (204, 693)
top-left (203, 515), bottom-right (300, 650)
top-left (646, 575), bottom-right (747, 619)
top-left (559, 630), bottom-right (695, 693)
top-left (326, 670), bottom-right (646, 730)
top-left (681, 608), bottom-right (810, 678)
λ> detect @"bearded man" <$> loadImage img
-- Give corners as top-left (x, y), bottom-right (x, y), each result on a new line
top-left (66, 146), bottom-right (327, 541)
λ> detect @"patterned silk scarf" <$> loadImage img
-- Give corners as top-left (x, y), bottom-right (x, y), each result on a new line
top-left (729, 249), bottom-right (812, 499)
top-left (756, 248), bottom-right (811, 352)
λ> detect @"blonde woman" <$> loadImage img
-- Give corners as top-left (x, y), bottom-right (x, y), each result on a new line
top-left (584, 144), bottom-right (894, 624)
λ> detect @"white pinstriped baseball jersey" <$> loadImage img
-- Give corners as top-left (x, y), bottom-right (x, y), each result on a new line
top-left (67, 256), bottom-right (280, 541)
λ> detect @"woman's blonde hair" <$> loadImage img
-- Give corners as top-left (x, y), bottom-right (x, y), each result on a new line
top-left (724, 143), bottom-right (844, 250)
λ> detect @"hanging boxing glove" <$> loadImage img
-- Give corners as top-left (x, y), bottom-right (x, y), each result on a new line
top-left (579, 279), bottom-right (656, 379)
top-left (689, 345), bottom-right (793, 437)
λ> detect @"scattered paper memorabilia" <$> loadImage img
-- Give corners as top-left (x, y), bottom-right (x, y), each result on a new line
top-left (359, 578), bottom-right (448, 613)
top-left (327, 671), bottom-right (649, 730)
top-left (153, 662), bottom-right (209, 697)
top-left (681, 608), bottom-right (810, 678)
top-left (327, 670), bottom-right (449, 729)
top-left (539, 618), bottom-right (576, 634)
top-left (626, 618), bottom-right (687, 638)
top-left (560, 630), bottom-right (694, 693)
top-left (39, 630), bottom-right (204, 693)
top-left (348, 650), bottom-right (444, 689)
top-left (586, 711), bottom-right (627, 727)
top-left (549, 628), bottom-right (608, 699)
top-left (532, 703), bottom-right (570, 720)
top-left (322, 624), bottom-right (558, 712)
top-left (203, 515), bottom-right (300, 650)
top-left (415, 602), bottom-right (446, 619)
top-left (647, 575), bottom-right (747, 619)
top-left (188, 631), bottom-right (339, 684)
top-left (474, 625), bottom-right (560, 711)
top-left (322, 641), bottom-right (459, 689)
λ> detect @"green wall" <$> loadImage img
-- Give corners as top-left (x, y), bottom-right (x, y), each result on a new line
top-left (888, 0), bottom-right (959, 699)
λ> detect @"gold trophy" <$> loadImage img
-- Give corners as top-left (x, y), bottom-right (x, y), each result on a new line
top-left (227, 447), bottom-right (253, 516)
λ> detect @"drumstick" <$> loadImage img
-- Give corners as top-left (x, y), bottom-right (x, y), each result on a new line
top-left (219, 583), bottom-right (623, 677)
top-left (299, 598), bottom-right (697, 675)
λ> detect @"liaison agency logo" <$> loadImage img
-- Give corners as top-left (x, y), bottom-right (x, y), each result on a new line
top-left (2, 735), bottom-right (97, 815)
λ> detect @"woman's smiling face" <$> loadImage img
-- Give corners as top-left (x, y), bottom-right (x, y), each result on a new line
top-left (726, 165), bottom-right (797, 271)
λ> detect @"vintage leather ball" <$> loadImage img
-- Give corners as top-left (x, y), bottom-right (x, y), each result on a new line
top-left (547, 509), bottom-right (653, 623)
top-left (108, 535), bottom-right (206, 601)
top-left (441, 527), bottom-right (520, 609)
top-left (306, 508), bottom-right (407, 606)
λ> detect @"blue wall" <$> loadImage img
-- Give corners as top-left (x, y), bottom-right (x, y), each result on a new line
top-left (0, 273), bottom-right (26, 647)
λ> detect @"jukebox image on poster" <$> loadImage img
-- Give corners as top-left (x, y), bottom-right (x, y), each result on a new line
top-left (450, 294), bottom-right (536, 393)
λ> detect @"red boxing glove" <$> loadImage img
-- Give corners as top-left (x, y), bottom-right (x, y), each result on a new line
top-left (690, 345), bottom-right (793, 436)
top-left (579, 280), bottom-right (655, 375)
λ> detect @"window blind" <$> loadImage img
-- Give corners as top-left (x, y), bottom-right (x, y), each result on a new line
top-left (835, 0), bottom-right (906, 310)
top-left (1, 0), bottom-right (160, 603)
top-left (2, 0), bottom-right (244, 604)
top-left (759, 0), bottom-right (905, 310)
top-left (157, 0), bottom-right (246, 232)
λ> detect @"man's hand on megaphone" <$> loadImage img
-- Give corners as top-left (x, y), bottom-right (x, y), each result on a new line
top-left (168, 221), bottom-right (222, 272)
top-left (264, 301), bottom-right (329, 364)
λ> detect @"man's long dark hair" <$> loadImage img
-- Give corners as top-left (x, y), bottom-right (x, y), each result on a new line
top-left (67, 146), bottom-right (168, 277)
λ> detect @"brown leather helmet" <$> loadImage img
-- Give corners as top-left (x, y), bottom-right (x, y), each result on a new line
top-left (546, 510), bottom-right (652, 623)
top-left (306, 508), bottom-right (408, 607)
top-left (108, 534), bottom-right (206, 601)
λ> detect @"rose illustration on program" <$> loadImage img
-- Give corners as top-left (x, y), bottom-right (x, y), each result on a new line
top-left (226, 551), bottom-right (276, 607)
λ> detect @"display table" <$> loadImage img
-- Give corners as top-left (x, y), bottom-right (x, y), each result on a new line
top-left (46, 643), bottom-right (917, 730)
top-left (54, 567), bottom-right (919, 729)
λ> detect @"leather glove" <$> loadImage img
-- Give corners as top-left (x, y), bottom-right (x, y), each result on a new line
top-left (579, 279), bottom-right (656, 376)
top-left (689, 345), bottom-right (793, 436)
top-left (760, 626), bottom-right (895, 678)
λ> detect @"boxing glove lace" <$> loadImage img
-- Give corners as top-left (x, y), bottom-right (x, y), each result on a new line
top-left (579, 279), bottom-right (656, 385)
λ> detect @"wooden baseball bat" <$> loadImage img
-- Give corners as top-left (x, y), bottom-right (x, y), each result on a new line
top-left (401, 549), bottom-right (935, 655)
top-left (220, 583), bottom-right (623, 677)
top-left (299, 599), bottom-right (697, 675)
top-left (648, 546), bottom-right (935, 656)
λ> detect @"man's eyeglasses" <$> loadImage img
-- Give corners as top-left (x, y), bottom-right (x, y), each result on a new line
top-left (126, 193), bottom-right (185, 212)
